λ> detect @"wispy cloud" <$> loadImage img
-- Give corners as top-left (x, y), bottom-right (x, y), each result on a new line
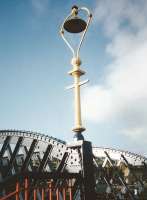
top-left (83, 0), bottom-right (147, 149)
top-left (93, 0), bottom-right (147, 37)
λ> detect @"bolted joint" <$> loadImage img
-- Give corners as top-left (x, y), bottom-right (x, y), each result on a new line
top-left (71, 57), bottom-right (81, 66)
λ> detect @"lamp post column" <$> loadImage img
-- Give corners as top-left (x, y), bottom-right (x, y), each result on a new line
top-left (69, 57), bottom-right (85, 136)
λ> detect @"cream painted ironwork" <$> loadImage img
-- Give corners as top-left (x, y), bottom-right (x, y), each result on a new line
top-left (60, 6), bottom-right (92, 135)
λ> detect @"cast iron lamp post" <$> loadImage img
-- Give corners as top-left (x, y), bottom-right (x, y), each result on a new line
top-left (60, 5), bottom-right (92, 140)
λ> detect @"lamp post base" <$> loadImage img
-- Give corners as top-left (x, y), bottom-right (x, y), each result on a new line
top-left (73, 132), bottom-right (84, 141)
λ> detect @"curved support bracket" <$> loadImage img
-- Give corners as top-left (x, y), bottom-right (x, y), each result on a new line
top-left (60, 6), bottom-right (92, 59)
top-left (60, 13), bottom-right (75, 57)
top-left (76, 7), bottom-right (92, 58)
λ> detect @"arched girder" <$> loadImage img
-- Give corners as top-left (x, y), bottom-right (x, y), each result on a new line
top-left (0, 130), bottom-right (147, 199)
top-left (93, 147), bottom-right (147, 166)
top-left (0, 130), bottom-right (147, 178)
top-left (0, 130), bottom-right (82, 182)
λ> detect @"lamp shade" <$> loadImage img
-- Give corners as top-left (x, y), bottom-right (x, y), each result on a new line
top-left (63, 16), bottom-right (87, 33)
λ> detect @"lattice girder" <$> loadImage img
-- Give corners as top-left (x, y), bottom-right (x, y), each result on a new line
top-left (0, 130), bottom-right (147, 199)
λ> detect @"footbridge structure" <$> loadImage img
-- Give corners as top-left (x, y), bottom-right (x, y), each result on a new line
top-left (0, 130), bottom-right (147, 199)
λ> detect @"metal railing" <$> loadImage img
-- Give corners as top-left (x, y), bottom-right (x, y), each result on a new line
top-left (0, 174), bottom-right (77, 200)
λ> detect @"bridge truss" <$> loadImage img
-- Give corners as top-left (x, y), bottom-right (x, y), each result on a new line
top-left (0, 130), bottom-right (147, 199)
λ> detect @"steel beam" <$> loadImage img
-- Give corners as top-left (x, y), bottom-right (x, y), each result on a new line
top-left (23, 146), bottom-right (33, 170)
top-left (121, 154), bottom-right (144, 187)
top-left (104, 151), bottom-right (135, 200)
top-left (4, 137), bottom-right (23, 177)
top-left (38, 144), bottom-right (52, 172)
top-left (56, 152), bottom-right (69, 173)
top-left (93, 157), bottom-right (117, 200)
top-left (21, 139), bottom-right (38, 172)
top-left (0, 136), bottom-right (11, 159)
top-left (29, 145), bottom-right (53, 199)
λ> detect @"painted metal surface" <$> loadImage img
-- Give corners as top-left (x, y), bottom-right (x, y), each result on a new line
top-left (0, 130), bottom-right (147, 200)
top-left (0, 130), bottom-right (146, 171)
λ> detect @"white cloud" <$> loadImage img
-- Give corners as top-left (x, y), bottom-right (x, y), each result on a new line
top-left (83, 0), bottom-right (147, 146)
top-left (93, 0), bottom-right (147, 36)
top-left (122, 127), bottom-right (147, 141)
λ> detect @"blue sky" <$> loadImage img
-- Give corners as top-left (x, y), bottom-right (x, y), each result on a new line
top-left (0, 0), bottom-right (147, 156)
